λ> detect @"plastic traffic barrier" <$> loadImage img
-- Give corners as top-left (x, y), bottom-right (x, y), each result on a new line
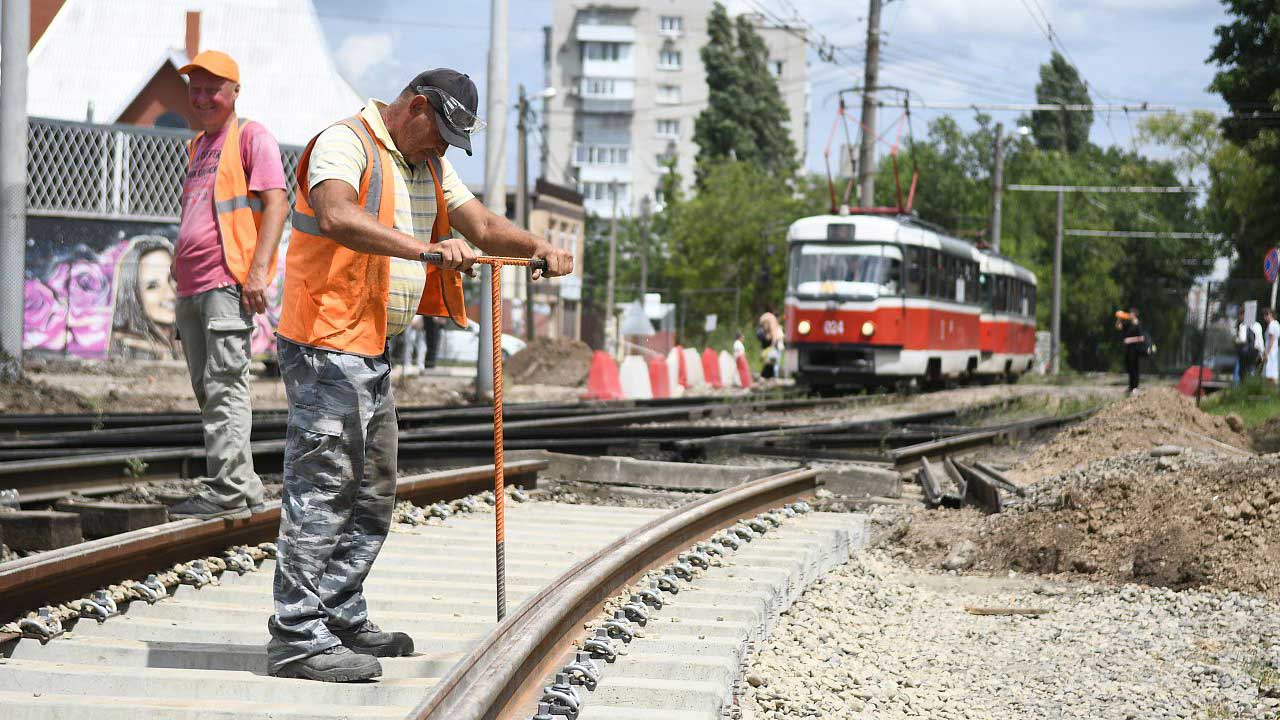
top-left (735, 354), bottom-right (753, 388)
top-left (665, 348), bottom-right (684, 398)
top-left (718, 351), bottom-right (739, 388)
top-left (682, 348), bottom-right (706, 390)
top-left (619, 356), bottom-right (654, 400)
top-left (701, 348), bottom-right (722, 389)
top-left (648, 356), bottom-right (672, 399)
top-left (584, 351), bottom-right (623, 401)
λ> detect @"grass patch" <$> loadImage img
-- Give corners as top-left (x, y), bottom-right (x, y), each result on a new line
top-left (1201, 377), bottom-right (1280, 429)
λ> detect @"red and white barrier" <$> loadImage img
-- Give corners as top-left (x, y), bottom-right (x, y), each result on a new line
top-left (619, 356), bottom-right (653, 400)
top-left (648, 355), bottom-right (672, 399)
top-left (701, 348), bottom-right (722, 389)
top-left (682, 347), bottom-right (706, 390)
top-left (584, 351), bottom-right (622, 401)
top-left (736, 354), bottom-right (753, 388)
top-left (718, 350), bottom-right (739, 388)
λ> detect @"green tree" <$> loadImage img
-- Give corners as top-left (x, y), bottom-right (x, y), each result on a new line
top-left (692, 3), bottom-right (797, 182)
top-left (1208, 0), bottom-right (1280, 149)
top-left (1030, 51), bottom-right (1093, 153)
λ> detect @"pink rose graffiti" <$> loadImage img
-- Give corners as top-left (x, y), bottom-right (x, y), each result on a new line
top-left (23, 278), bottom-right (66, 351)
top-left (65, 256), bottom-right (116, 358)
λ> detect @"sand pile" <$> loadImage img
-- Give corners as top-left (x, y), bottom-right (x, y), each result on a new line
top-left (1009, 387), bottom-right (1250, 483)
top-left (506, 337), bottom-right (593, 387)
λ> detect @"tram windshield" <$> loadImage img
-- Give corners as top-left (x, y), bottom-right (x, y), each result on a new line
top-left (788, 243), bottom-right (902, 298)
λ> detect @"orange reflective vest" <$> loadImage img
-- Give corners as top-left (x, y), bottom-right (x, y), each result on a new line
top-left (185, 117), bottom-right (274, 285)
top-left (277, 114), bottom-right (467, 357)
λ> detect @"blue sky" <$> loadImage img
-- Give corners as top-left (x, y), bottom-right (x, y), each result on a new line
top-left (313, 0), bottom-right (1233, 188)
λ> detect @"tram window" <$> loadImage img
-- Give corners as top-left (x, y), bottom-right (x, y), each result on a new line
top-left (905, 247), bottom-right (924, 295)
top-left (930, 250), bottom-right (943, 298)
top-left (979, 273), bottom-right (992, 310)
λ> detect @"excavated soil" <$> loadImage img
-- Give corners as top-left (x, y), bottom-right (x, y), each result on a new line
top-left (1008, 387), bottom-right (1251, 484)
top-left (898, 452), bottom-right (1280, 600)
top-left (0, 373), bottom-right (96, 414)
top-left (505, 337), bottom-right (593, 387)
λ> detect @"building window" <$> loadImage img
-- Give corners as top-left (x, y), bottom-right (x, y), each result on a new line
top-left (578, 181), bottom-right (631, 205)
top-left (582, 78), bottom-right (617, 97)
top-left (771, 60), bottom-right (784, 77)
top-left (656, 119), bottom-right (679, 138)
top-left (659, 15), bottom-right (683, 32)
top-left (657, 84), bottom-right (681, 104)
top-left (583, 41), bottom-right (628, 62)
top-left (658, 49), bottom-right (682, 70)
top-left (575, 144), bottom-right (630, 165)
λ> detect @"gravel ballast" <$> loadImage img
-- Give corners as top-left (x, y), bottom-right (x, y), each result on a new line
top-left (742, 551), bottom-right (1279, 719)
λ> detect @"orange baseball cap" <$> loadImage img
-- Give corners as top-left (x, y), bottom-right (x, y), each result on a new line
top-left (178, 50), bottom-right (240, 83)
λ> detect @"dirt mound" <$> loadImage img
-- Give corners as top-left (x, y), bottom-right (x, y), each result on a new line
top-left (0, 373), bottom-right (96, 413)
top-left (1252, 415), bottom-right (1280, 454)
top-left (506, 337), bottom-right (593, 387)
top-left (1010, 387), bottom-right (1250, 483)
top-left (903, 452), bottom-right (1280, 599)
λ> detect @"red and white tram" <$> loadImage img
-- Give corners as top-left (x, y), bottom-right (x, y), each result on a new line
top-left (783, 213), bottom-right (1037, 392)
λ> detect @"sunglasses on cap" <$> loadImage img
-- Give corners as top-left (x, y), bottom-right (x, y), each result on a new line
top-left (419, 86), bottom-right (487, 135)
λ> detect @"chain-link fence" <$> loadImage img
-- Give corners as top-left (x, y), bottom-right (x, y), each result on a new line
top-left (1186, 279), bottom-right (1280, 388)
top-left (27, 117), bottom-right (303, 222)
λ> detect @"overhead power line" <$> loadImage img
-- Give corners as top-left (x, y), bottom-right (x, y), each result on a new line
top-left (878, 101), bottom-right (1174, 113)
top-left (1007, 184), bottom-right (1198, 193)
top-left (1064, 230), bottom-right (1217, 239)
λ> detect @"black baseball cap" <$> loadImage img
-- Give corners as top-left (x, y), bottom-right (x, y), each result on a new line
top-left (406, 69), bottom-right (483, 156)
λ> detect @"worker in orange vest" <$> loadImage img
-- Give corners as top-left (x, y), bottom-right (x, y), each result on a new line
top-left (266, 68), bottom-right (573, 682)
top-left (169, 50), bottom-right (288, 521)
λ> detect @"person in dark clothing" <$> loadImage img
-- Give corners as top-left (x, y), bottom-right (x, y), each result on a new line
top-left (1116, 307), bottom-right (1146, 394)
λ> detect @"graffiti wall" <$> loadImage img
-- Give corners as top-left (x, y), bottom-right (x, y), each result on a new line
top-left (23, 217), bottom-right (285, 361)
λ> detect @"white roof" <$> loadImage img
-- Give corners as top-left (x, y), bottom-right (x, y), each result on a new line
top-left (787, 214), bottom-right (977, 258)
top-left (21, 0), bottom-right (363, 146)
top-left (979, 252), bottom-right (1038, 286)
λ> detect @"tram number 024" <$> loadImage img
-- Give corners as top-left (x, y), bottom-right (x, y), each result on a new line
top-left (822, 320), bottom-right (844, 335)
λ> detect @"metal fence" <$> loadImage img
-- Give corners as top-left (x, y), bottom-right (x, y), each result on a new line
top-left (27, 117), bottom-right (303, 223)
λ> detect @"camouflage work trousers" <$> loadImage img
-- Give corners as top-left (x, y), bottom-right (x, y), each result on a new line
top-left (266, 337), bottom-right (398, 671)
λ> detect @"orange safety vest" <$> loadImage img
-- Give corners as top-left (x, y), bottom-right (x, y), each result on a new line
top-left (185, 117), bottom-right (274, 284)
top-left (277, 114), bottom-right (467, 357)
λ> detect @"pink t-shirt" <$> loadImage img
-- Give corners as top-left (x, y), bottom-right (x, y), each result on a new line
top-left (175, 120), bottom-right (286, 298)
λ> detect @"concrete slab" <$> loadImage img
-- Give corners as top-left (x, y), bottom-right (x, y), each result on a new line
top-left (54, 499), bottom-right (169, 538)
top-left (0, 691), bottom-right (407, 720)
top-left (529, 451), bottom-right (796, 492)
top-left (816, 463), bottom-right (903, 498)
top-left (0, 510), bottom-right (82, 550)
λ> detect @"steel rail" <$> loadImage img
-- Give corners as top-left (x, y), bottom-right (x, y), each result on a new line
top-left (0, 460), bottom-right (546, 621)
top-left (888, 409), bottom-right (1096, 468)
top-left (405, 466), bottom-right (820, 720)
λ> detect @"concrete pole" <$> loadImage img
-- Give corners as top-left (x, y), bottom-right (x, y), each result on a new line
top-left (638, 195), bottom-right (650, 298)
top-left (483, 0), bottom-right (509, 216)
top-left (516, 85), bottom-right (532, 340)
top-left (1051, 189), bottom-right (1064, 375)
top-left (1, 0), bottom-right (29, 381)
top-left (604, 182), bottom-right (618, 351)
top-left (857, 0), bottom-right (882, 208)
top-left (989, 122), bottom-right (1004, 253)
top-left (476, 264), bottom-right (495, 399)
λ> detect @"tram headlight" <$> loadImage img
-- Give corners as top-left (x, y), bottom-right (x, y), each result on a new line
top-left (861, 321), bottom-right (876, 337)
top-left (797, 320), bottom-right (812, 336)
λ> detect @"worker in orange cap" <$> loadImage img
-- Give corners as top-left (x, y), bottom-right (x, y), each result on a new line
top-left (168, 50), bottom-right (289, 520)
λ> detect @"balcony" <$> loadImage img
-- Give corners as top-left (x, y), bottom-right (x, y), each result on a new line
top-left (576, 24), bottom-right (636, 43)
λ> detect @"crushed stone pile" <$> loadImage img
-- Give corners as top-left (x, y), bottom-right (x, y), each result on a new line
top-left (505, 337), bottom-right (593, 387)
top-left (0, 373), bottom-right (95, 414)
top-left (903, 451), bottom-right (1280, 599)
top-left (1009, 387), bottom-right (1250, 484)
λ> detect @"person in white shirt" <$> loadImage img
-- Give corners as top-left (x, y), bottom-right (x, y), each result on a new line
top-left (1264, 307), bottom-right (1280, 384)
top-left (1235, 305), bottom-right (1265, 383)
top-left (732, 332), bottom-right (746, 358)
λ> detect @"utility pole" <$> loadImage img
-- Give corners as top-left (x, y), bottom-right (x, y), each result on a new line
top-left (639, 195), bottom-right (650, 298)
top-left (516, 85), bottom-right (533, 341)
top-left (989, 122), bottom-right (1004, 253)
top-left (857, 0), bottom-right (882, 208)
top-left (1, 0), bottom-right (29, 381)
top-left (1052, 189), bottom-right (1063, 375)
top-left (478, 0), bottom-right (508, 399)
top-left (605, 182), bottom-right (618, 353)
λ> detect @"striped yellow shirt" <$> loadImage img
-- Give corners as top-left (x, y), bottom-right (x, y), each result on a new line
top-left (307, 100), bottom-right (475, 336)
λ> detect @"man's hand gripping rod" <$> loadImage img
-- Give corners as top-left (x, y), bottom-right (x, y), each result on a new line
top-left (420, 251), bottom-right (547, 622)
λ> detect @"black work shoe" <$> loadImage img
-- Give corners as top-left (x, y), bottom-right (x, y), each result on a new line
top-left (168, 496), bottom-right (250, 521)
top-left (270, 645), bottom-right (382, 682)
top-left (331, 621), bottom-right (415, 657)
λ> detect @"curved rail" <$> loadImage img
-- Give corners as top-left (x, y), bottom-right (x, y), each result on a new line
top-left (407, 466), bottom-right (820, 720)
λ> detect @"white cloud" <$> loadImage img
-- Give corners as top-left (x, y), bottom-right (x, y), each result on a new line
top-left (336, 32), bottom-right (396, 85)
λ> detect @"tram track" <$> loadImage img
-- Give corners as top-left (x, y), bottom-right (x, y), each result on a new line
top-left (0, 466), bottom-right (859, 720)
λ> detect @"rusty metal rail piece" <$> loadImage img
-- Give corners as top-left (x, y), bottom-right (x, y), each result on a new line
top-left (889, 409), bottom-right (1096, 469)
top-left (406, 466), bottom-right (820, 720)
top-left (0, 460), bottom-right (545, 617)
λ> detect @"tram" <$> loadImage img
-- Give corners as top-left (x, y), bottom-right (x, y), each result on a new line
top-left (783, 213), bottom-right (1037, 393)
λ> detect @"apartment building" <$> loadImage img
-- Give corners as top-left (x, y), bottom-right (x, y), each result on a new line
top-left (543, 1), bottom-right (809, 218)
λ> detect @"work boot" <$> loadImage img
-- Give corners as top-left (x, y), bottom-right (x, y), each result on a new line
top-left (270, 645), bottom-right (382, 682)
top-left (168, 495), bottom-right (250, 521)
top-left (331, 620), bottom-right (414, 657)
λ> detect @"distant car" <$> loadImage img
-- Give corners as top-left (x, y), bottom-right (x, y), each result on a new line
top-left (437, 320), bottom-right (527, 364)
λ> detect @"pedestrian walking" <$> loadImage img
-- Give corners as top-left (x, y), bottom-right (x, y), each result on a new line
top-left (1116, 308), bottom-right (1146, 394)
top-left (1234, 305), bottom-right (1264, 384)
top-left (400, 315), bottom-right (427, 374)
top-left (732, 331), bottom-right (746, 358)
top-left (169, 51), bottom-right (288, 520)
top-left (1263, 307), bottom-right (1279, 385)
top-left (267, 68), bottom-right (572, 682)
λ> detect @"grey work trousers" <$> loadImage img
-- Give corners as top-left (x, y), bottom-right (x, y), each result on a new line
top-left (174, 285), bottom-right (264, 509)
top-left (267, 337), bottom-right (398, 671)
